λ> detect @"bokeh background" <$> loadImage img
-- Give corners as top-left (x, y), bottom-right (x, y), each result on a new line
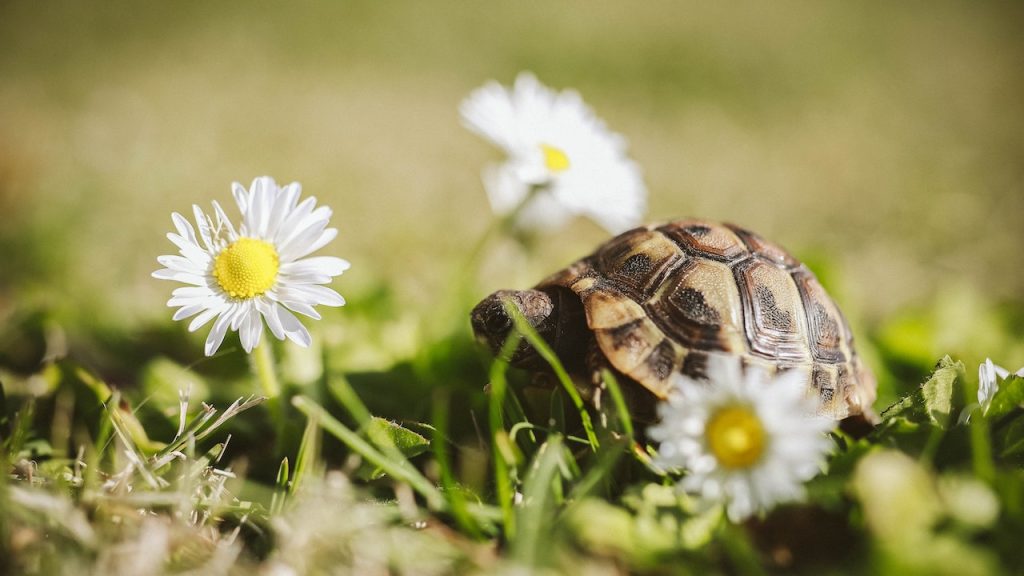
top-left (2, 1), bottom-right (1023, 400)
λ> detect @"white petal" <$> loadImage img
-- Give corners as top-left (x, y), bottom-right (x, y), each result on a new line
top-left (212, 200), bottom-right (238, 240)
top-left (283, 228), bottom-right (338, 262)
top-left (171, 286), bottom-right (214, 299)
top-left (265, 182), bottom-right (302, 240)
top-left (277, 218), bottom-right (329, 262)
top-left (276, 305), bottom-right (312, 347)
top-left (204, 309), bottom-right (233, 356)
top-left (245, 176), bottom-right (278, 238)
top-left (280, 256), bottom-right (351, 278)
top-left (273, 196), bottom-right (316, 241)
top-left (278, 272), bottom-right (333, 286)
top-left (157, 255), bottom-right (207, 275)
top-left (230, 305), bottom-right (247, 331)
top-left (171, 212), bottom-right (199, 246)
top-left (280, 300), bottom-right (322, 320)
top-left (240, 307), bottom-right (262, 353)
top-left (166, 234), bottom-right (212, 264)
top-left (153, 269), bottom-right (207, 286)
top-left (189, 305), bottom-right (224, 332)
top-left (232, 182), bottom-right (249, 214)
top-left (192, 205), bottom-right (215, 253)
top-left (279, 284), bottom-right (345, 307)
top-left (172, 304), bottom-right (206, 322)
top-left (257, 299), bottom-right (286, 340)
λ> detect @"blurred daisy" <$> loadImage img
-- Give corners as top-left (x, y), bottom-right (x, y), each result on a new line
top-left (460, 72), bottom-right (647, 234)
top-left (154, 177), bottom-right (349, 356)
top-left (978, 358), bottom-right (1024, 409)
top-left (648, 356), bottom-right (836, 522)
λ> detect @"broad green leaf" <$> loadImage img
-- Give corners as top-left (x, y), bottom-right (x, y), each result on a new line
top-left (921, 356), bottom-right (962, 429)
top-left (291, 396), bottom-right (444, 510)
top-left (879, 356), bottom-right (965, 431)
top-left (986, 375), bottom-right (1024, 420)
top-left (366, 417), bottom-right (430, 459)
top-left (995, 416), bottom-right (1024, 462)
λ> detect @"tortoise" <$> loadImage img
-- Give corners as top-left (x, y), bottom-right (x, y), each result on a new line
top-left (470, 219), bottom-right (876, 422)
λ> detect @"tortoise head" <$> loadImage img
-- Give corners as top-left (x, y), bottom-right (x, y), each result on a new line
top-left (470, 288), bottom-right (588, 371)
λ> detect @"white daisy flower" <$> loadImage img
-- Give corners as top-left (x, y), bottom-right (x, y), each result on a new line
top-left (978, 358), bottom-right (1024, 409)
top-left (648, 356), bottom-right (836, 522)
top-left (153, 176), bottom-right (349, 356)
top-left (460, 72), bottom-right (647, 234)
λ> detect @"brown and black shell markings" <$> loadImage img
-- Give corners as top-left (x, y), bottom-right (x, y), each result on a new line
top-left (537, 219), bottom-right (876, 419)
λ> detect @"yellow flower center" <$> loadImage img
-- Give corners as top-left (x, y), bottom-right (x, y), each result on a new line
top-left (706, 405), bottom-right (766, 469)
top-left (212, 238), bottom-right (279, 299)
top-left (540, 143), bottom-right (570, 172)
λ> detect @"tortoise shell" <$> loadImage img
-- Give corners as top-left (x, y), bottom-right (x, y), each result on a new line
top-left (535, 219), bottom-right (876, 419)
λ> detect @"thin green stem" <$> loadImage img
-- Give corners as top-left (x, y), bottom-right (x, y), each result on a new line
top-left (251, 340), bottom-right (281, 399)
top-left (453, 184), bottom-right (548, 309)
top-left (963, 374), bottom-right (995, 482)
top-left (251, 340), bottom-right (285, 451)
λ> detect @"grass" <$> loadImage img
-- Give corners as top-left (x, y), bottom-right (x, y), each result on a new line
top-left (3, 265), bottom-right (1024, 574)
top-left (2, 2), bottom-right (1024, 573)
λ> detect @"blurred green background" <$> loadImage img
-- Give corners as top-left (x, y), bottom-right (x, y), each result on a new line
top-left (1, 0), bottom-right (1023, 388)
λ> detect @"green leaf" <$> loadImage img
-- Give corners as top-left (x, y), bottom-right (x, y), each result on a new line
top-left (879, 356), bottom-right (965, 431)
top-left (291, 396), bottom-right (444, 510)
top-left (986, 375), bottom-right (1024, 420)
top-left (921, 356), bottom-right (962, 429)
top-left (995, 416), bottom-right (1024, 462)
top-left (366, 417), bottom-right (430, 459)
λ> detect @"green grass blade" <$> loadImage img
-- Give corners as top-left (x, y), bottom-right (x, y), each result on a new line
top-left (326, 371), bottom-right (373, 431)
top-left (568, 437), bottom-right (629, 501)
top-left (600, 369), bottom-right (634, 439)
top-left (290, 412), bottom-right (321, 497)
top-left (511, 435), bottom-right (565, 568)
top-left (291, 395), bottom-right (445, 511)
top-left (271, 457), bottom-right (289, 516)
top-left (503, 385), bottom-right (537, 448)
top-left (432, 388), bottom-right (482, 538)
top-left (502, 299), bottom-right (599, 451)
top-left (489, 330), bottom-right (523, 539)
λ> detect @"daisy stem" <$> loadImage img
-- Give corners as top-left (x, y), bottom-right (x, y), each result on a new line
top-left (251, 341), bottom-right (282, 399)
top-left (456, 184), bottom-right (547, 300)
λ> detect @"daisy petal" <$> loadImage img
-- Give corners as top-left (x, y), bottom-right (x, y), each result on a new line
top-left (277, 305), bottom-right (312, 347)
top-left (204, 310), bottom-right (233, 356)
top-left (257, 299), bottom-right (286, 340)
top-left (189, 305), bottom-right (223, 332)
top-left (281, 256), bottom-right (351, 278)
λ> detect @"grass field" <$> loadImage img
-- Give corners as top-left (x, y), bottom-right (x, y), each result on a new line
top-left (2, 1), bottom-right (1024, 574)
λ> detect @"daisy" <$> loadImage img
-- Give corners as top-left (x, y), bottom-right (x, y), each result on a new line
top-left (153, 176), bottom-right (349, 356)
top-left (978, 358), bottom-right (1024, 409)
top-left (648, 356), bottom-right (836, 522)
top-left (460, 72), bottom-right (647, 234)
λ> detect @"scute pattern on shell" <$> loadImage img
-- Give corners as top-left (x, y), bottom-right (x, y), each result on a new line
top-left (537, 219), bottom-right (875, 419)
